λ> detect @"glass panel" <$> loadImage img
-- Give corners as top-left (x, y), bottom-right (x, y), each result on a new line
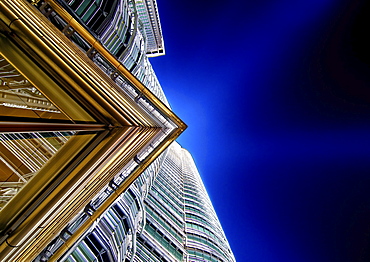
top-left (0, 131), bottom-right (75, 210)
top-left (0, 54), bottom-right (70, 121)
top-left (75, 0), bottom-right (92, 16)
top-left (82, 4), bottom-right (97, 23)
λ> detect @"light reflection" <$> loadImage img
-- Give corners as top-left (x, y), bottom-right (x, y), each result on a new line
top-left (0, 131), bottom-right (75, 209)
top-left (0, 54), bottom-right (69, 120)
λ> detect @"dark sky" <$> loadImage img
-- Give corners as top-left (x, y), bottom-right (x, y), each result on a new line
top-left (151, 0), bottom-right (370, 261)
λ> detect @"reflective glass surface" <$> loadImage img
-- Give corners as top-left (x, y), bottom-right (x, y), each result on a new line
top-left (0, 131), bottom-right (75, 210)
top-left (0, 54), bottom-right (70, 121)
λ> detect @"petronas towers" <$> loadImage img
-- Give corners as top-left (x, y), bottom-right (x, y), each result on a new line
top-left (0, 0), bottom-right (235, 261)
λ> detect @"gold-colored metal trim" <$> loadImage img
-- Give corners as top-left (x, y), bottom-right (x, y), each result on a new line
top-left (0, 125), bottom-right (163, 261)
top-left (46, 0), bottom-right (186, 130)
top-left (0, 132), bottom-right (99, 231)
top-left (0, 35), bottom-right (97, 123)
top-left (0, 0), bottom-right (187, 260)
top-left (49, 131), bottom-right (183, 261)
top-left (0, 122), bottom-right (106, 133)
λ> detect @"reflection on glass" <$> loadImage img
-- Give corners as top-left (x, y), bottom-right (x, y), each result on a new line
top-left (0, 54), bottom-right (69, 120)
top-left (0, 131), bottom-right (75, 210)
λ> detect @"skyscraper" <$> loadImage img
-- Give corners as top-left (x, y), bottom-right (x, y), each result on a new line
top-left (0, 0), bottom-right (235, 261)
top-left (49, 142), bottom-right (235, 262)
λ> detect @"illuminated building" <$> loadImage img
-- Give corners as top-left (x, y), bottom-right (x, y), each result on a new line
top-left (51, 142), bottom-right (235, 262)
top-left (0, 0), bottom-right (235, 261)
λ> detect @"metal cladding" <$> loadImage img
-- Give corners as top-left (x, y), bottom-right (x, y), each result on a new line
top-left (59, 142), bottom-right (236, 262)
top-left (0, 0), bottom-right (234, 261)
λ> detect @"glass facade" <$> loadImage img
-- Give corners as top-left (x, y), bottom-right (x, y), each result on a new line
top-left (0, 54), bottom-right (69, 120)
top-left (182, 148), bottom-right (235, 261)
top-left (58, 143), bottom-right (235, 262)
top-left (0, 131), bottom-right (75, 209)
top-left (0, 0), bottom-right (234, 261)
top-left (63, 0), bottom-right (169, 106)
top-left (35, 0), bottom-right (234, 261)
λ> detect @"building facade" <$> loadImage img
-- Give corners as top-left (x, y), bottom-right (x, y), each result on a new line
top-left (0, 0), bottom-right (235, 261)
top-left (54, 142), bottom-right (235, 262)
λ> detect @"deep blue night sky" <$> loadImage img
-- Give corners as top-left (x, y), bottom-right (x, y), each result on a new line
top-left (151, 0), bottom-right (370, 261)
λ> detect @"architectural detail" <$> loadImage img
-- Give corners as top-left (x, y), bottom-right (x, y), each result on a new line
top-left (55, 142), bottom-right (235, 262)
top-left (0, 0), bottom-right (235, 261)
